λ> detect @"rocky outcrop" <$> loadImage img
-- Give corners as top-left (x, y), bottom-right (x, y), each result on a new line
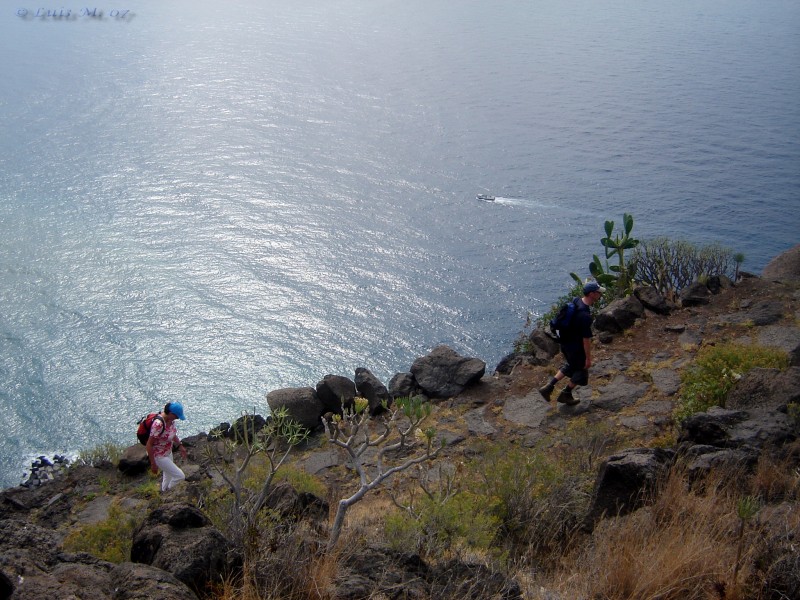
top-left (585, 448), bottom-right (674, 527)
top-left (633, 285), bottom-right (671, 315)
top-left (0, 518), bottom-right (199, 600)
top-left (266, 387), bottom-right (324, 431)
top-left (495, 327), bottom-right (560, 374)
top-left (594, 295), bottom-right (645, 334)
top-left (679, 281), bottom-right (712, 306)
top-left (118, 445), bottom-right (149, 476)
top-left (316, 374), bottom-right (357, 414)
top-left (331, 544), bottom-right (522, 600)
top-left (387, 371), bottom-right (420, 399)
top-left (410, 345), bottom-right (486, 398)
top-left (726, 367), bottom-right (800, 411)
top-left (131, 503), bottom-right (233, 596)
top-left (762, 242), bottom-right (800, 281)
top-left (354, 367), bottom-right (391, 414)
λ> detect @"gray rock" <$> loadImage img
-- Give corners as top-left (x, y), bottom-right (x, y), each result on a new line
top-left (719, 300), bottom-right (785, 326)
top-left (634, 286), bottom-right (670, 315)
top-left (464, 406), bottom-right (496, 436)
top-left (354, 367), bottom-right (391, 414)
top-left (131, 503), bottom-right (232, 597)
top-left (303, 447), bottom-right (341, 475)
top-left (680, 281), bottom-right (711, 306)
top-left (762, 242), bottom-right (800, 282)
top-left (593, 376), bottom-right (650, 411)
top-left (594, 295), bottom-right (645, 334)
top-left (111, 562), bottom-right (199, 600)
top-left (682, 446), bottom-right (759, 481)
top-left (678, 405), bottom-right (797, 451)
top-left (619, 415), bottom-right (651, 430)
top-left (266, 387), bottom-right (324, 430)
top-left (503, 392), bottom-right (551, 429)
top-left (118, 445), bottom-right (149, 476)
top-left (678, 329), bottom-right (703, 347)
top-left (678, 406), bottom-right (750, 446)
top-left (410, 345), bottom-right (486, 399)
top-left (316, 374), bottom-right (357, 414)
top-left (726, 366), bottom-right (800, 411)
top-left (229, 413), bottom-right (268, 443)
top-left (650, 368), bottom-right (681, 396)
top-left (585, 448), bottom-right (675, 527)
top-left (10, 557), bottom-right (115, 600)
top-left (387, 372), bottom-right (420, 399)
top-left (757, 325), bottom-right (800, 366)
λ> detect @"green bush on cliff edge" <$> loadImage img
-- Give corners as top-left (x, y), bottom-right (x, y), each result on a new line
top-left (675, 343), bottom-right (789, 422)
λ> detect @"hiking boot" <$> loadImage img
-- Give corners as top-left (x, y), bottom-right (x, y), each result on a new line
top-left (556, 388), bottom-right (580, 406)
top-left (538, 384), bottom-right (554, 402)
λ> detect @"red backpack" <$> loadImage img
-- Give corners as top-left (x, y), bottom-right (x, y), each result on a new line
top-left (136, 413), bottom-right (164, 445)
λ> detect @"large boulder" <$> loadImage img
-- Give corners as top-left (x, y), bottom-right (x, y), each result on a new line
top-left (757, 325), bottom-right (800, 366)
top-left (410, 345), bottom-right (486, 399)
top-left (118, 445), bottom-right (150, 476)
top-left (678, 406), bottom-right (797, 451)
top-left (726, 367), bottom-right (800, 411)
top-left (585, 448), bottom-right (675, 528)
top-left (594, 295), bottom-right (645, 334)
top-left (633, 285), bottom-right (671, 315)
top-left (354, 368), bottom-right (391, 415)
top-left (229, 413), bottom-right (268, 443)
top-left (316, 374), bottom-right (357, 414)
top-left (111, 562), bottom-right (199, 599)
top-left (0, 519), bottom-right (198, 600)
top-left (266, 387), bottom-right (324, 431)
top-left (679, 281), bottom-right (712, 306)
top-left (131, 503), bottom-right (232, 597)
top-left (762, 243), bottom-right (800, 282)
top-left (495, 327), bottom-right (560, 374)
top-left (387, 372), bottom-right (420, 399)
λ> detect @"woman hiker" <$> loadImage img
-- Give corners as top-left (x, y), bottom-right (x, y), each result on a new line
top-left (145, 401), bottom-right (189, 492)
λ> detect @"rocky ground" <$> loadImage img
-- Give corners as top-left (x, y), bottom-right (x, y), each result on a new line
top-left (1, 245), bottom-right (799, 599)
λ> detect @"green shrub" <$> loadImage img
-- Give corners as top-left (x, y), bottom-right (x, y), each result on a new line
top-left (629, 237), bottom-right (735, 297)
top-left (76, 441), bottom-right (124, 467)
top-left (273, 465), bottom-right (327, 498)
top-left (385, 490), bottom-right (501, 557)
top-left (62, 500), bottom-right (138, 562)
top-left (675, 343), bottom-right (789, 422)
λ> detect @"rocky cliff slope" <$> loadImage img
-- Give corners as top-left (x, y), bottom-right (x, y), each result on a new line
top-left (1, 244), bottom-right (799, 600)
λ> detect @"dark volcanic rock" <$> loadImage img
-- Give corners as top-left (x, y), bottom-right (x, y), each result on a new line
top-left (266, 387), bottom-right (324, 431)
top-left (410, 345), bottom-right (486, 399)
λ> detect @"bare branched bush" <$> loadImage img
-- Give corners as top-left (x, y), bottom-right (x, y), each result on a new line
top-left (629, 237), bottom-right (735, 298)
top-left (203, 407), bottom-right (308, 550)
top-left (322, 395), bottom-right (443, 551)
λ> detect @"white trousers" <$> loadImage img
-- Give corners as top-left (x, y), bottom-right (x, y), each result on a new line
top-left (155, 452), bottom-right (186, 492)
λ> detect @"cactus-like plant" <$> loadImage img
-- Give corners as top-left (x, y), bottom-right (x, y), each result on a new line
top-left (600, 213), bottom-right (639, 293)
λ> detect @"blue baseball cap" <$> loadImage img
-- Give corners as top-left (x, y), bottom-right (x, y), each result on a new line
top-left (583, 282), bottom-right (606, 295)
top-left (168, 402), bottom-right (186, 420)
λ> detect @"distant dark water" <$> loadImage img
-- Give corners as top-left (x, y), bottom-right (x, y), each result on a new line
top-left (0, 0), bottom-right (798, 488)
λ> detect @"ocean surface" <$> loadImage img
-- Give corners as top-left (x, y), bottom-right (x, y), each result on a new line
top-left (1, 0), bottom-right (798, 488)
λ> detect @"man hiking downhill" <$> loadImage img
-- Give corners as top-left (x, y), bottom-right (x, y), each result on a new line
top-left (539, 281), bottom-right (605, 406)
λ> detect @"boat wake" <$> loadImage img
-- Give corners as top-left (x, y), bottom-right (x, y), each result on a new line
top-left (477, 194), bottom-right (541, 208)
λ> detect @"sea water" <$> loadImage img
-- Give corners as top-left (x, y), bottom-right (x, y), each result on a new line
top-left (0, 0), bottom-right (798, 488)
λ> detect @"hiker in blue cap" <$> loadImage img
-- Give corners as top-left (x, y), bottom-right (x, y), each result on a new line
top-left (145, 401), bottom-right (188, 492)
top-left (539, 281), bottom-right (606, 406)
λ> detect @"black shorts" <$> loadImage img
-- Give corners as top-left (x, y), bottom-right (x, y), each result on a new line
top-left (560, 344), bottom-right (588, 386)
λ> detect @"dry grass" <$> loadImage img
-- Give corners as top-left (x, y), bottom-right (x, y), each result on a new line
top-left (528, 467), bottom-right (784, 600)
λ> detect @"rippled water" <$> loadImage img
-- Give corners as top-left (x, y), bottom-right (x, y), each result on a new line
top-left (0, 0), bottom-right (798, 487)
